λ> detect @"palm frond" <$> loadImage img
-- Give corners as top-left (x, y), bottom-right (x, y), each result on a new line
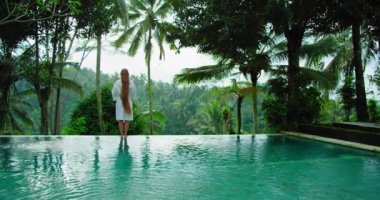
top-left (140, 110), bottom-right (166, 125)
top-left (114, 23), bottom-right (139, 48)
top-left (155, 1), bottom-right (171, 18)
top-left (324, 45), bottom-right (352, 73)
top-left (10, 108), bottom-right (34, 128)
top-left (52, 78), bottom-right (83, 96)
top-left (12, 89), bottom-right (35, 98)
top-left (74, 44), bottom-right (96, 53)
top-left (9, 98), bottom-right (32, 109)
top-left (154, 25), bottom-right (165, 60)
top-left (9, 112), bottom-right (23, 132)
top-left (267, 65), bottom-right (288, 77)
top-left (128, 26), bottom-right (144, 56)
top-left (363, 37), bottom-right (377, 68)
top-left (140, 17), bottom-right (153, 34)
top-left (117, 0), bottom-right (130, 27)
top-left (54, 62), bottom-right (79, 69)
top-left (131, 0), bottom-right (148, 12)
top-left (264, 36), bottom-right (286, 56)
top-left (300, 68), bottom-right (338, 90)
top-left (301, 36), bottom-right (338, 69)
top-left (174, 64), bottom-right (234, 84)
top-left (270, 40), bottom-right (288, 61)
top-left (114, 32), bottom-right (129, 48)
top-left (128, 13), bottom-right (142, 21)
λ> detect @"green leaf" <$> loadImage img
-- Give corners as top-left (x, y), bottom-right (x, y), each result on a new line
top-left (52, 77), bottom-right (83, 96)
top-left (141, 110), bottom-right (166, 124)
top-left (175, 64), bottom-right (233, 84)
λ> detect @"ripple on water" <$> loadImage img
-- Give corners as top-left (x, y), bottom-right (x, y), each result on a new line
top-left (0, 135), bottom-right (379, 200)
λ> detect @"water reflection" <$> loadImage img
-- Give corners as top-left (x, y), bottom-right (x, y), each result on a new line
top-left (112, 137), bottom-right (133, 198)
top-left (0, 147), bottom-right (12, 171)
top-left (115, 137), bottom-right (132, 169)
top-left (141, 137), bottom-right (150, 169)
top-left (0, 136), bottom-right (379, 200)
top-left (93, 137), bottom-right (100, 172)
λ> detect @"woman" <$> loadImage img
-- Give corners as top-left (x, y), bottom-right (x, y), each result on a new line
top-left (112, 68), bottom-right (135, 137)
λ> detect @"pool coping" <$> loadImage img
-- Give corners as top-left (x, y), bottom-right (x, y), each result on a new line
top-left (283, 131), bottom-right (380, 153)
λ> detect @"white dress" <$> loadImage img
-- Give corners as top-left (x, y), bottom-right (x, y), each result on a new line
top-left (112, 79), bottom-right (135, 121)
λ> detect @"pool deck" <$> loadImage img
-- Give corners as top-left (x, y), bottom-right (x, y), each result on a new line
top-left (284, 131), bottom-right (380, 153)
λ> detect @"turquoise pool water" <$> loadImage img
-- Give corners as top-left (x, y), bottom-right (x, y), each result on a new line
top-left (0, 135), bottom-right (379, 199)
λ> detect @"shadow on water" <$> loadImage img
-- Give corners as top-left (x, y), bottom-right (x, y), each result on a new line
top-left (113, 137), bottom-right (133, 195)
top-left (141, 137), bottom-right (150, 169)
top-left (93, 137), bottom-right (100, 172)
top-left (115, 137), bottom-right (133, 169)
top-left (0, 137), bottom-right (12, 145)
top-left (118, 137), bottom-right (129, 153)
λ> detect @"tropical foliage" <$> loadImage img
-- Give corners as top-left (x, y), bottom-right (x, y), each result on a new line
top-left (1, 0), bottom-right (380, 136)
top-left (114, 0), bottom-right (172, 135)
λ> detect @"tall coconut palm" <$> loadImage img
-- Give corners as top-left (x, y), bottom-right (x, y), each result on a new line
top-left (175, 36), bottom-right (282, 134)
top-left (76, 0), bottom-right (120, 134)
top-left (299, 32), bottom-right (377, 121)
top-left (114, 0), bottom-right (171, 135)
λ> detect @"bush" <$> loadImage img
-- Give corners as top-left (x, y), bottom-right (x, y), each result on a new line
top-left (262, 77), bottom-right (323, 131)
top-left (368, 99), bottom-right (380, 122)
top-left (64, 84), bottom-right (143, 135)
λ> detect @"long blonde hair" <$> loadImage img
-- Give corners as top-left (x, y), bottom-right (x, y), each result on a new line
top-left (120, 69), bottom-right (131, 114)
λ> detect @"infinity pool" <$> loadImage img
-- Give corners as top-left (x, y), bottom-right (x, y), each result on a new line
top-left (0, 135), bottom-right (379, 199)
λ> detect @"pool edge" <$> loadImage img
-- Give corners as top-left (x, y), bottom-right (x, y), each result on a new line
top-left (283, 131), bottom-right (380, 153)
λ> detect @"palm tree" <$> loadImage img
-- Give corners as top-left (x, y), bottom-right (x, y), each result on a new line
top-left (299, 32), bottom-right (377, 120)
top-left (216, 79), bottom-right (258, 134)
top-left (222, 105), bottom-right (232, 134)
top-left (188, 100), bottom-right (224, 134)
top-left (114, 0), bottom-right (171, 135)
top-left (0, 60), bottom-right (18, 133)
top-left (76, 0), bottom-right (120, 134)
top-left (4, 89), bottom-right (35, 134)
top-left (139, 111), bottom-right (166, 134)
top-left (175, 36), bottom-right (281, 134)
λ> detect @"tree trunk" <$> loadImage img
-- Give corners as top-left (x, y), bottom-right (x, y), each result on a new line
top-left (49, 93), bottom-right (54, 132)
top-left (54, 71), bottom-right (62, 135)
top-left (0, 66), bottom-right (18, 133)
top-left (147, 29), bottom-right (153, 135)
top-left (39, 90), bottom-right (49, 135)
top-left (352, 22), bottom-right (369, 121)
top-left (54, 24), bottom-right (77, 135)
top-left (222, 110), bottom-right (229, 134)
top-left (47, 19), bottom-right (59, 134)
top-left (0, 87), bottom-right (11, 133)
top-left (237, 96), bottom-right (243, 134)
top-left (96, 35), bottom-right (105, 134)
top-left (285, 27), bottom-right (303, 130)
top-left (34, 22), bottom-right (50, 135)
top-left (223, 119), bottom-right (227, 134)
top-left (54, 35), bottom-right (67, 135)
top-left (250, 72), bottom-right (259, 134)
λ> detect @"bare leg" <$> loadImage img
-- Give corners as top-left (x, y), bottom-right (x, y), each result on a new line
top-left (118, 121), bottom-right (124, 136)
top-left (123, 121), bottom-right (129, 136)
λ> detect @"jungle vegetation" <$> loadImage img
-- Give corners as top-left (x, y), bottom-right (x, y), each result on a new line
top-left (0, 0), bottom-right (379, 135)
